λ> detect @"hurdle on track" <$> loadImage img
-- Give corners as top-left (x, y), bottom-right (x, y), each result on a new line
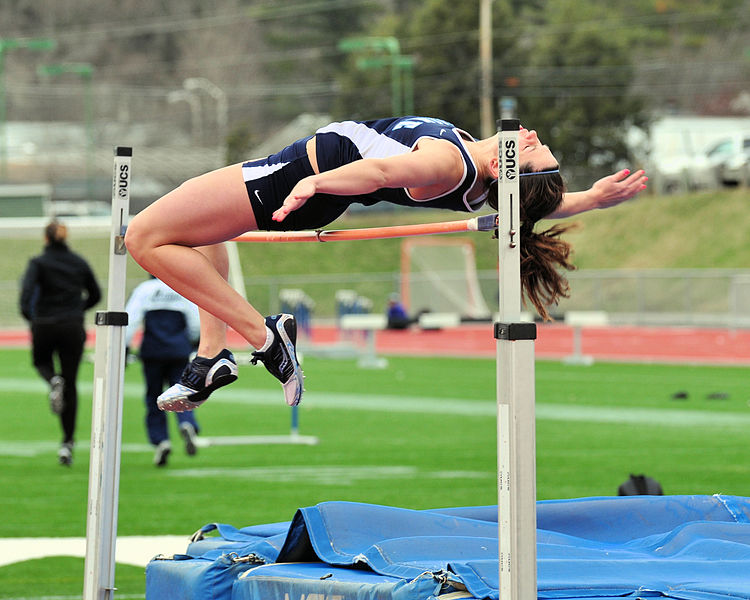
top-left (85, 122), bottom-right (538, 598)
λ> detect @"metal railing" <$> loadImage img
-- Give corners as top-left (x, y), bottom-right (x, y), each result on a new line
top-left (550, 269), bottom-right (750, 328)
top-left (5, 268), bottom-right (750, 330)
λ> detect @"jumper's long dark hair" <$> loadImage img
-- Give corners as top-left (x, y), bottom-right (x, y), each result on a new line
top-left (488, 167), bottom-right (575, 320)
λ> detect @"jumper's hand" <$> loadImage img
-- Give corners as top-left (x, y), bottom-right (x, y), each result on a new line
top-left (590, 168), bottom-right (648, 210)
top-left (272, 179), bottom-right (316, 222)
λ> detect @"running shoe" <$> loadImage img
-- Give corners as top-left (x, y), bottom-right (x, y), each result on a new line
top-left (251, 314), bottom-right (304, 406)
top-left (180, 422), bottom-right (198, 456)
top-left (58, 442), bottom-right (73, 467)
top-left (157, 349), bottom-right (238, 412)
top-left (49, 375), bottom-right (64, 415)
top-left (153, 440), bottom-right (172, 467)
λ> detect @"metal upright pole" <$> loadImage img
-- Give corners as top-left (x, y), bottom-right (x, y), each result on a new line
top-left (0, 45), bottom-right (7, 180)
top-left (37, 63), bottom-right (95, 198)
top-left (82, 69), bottom-right (95, 200)
top-left (0, 37), bottom-right (56, 180)
top-left (83, 146), bottom-right (131, 600)
top-left (479, 0), bottom-right (494, 138)
top-left (495, 119), bottom-right (538, 600)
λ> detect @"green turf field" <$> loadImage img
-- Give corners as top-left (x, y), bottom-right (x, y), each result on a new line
top-left (1, 347), bottom-right (750, 598)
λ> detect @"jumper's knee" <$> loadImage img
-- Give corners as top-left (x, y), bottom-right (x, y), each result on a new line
top-left (124, 214), bottom-right (151, 268)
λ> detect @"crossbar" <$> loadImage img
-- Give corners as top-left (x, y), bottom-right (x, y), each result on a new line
top-left (231, 213), bottom-right (498, 243)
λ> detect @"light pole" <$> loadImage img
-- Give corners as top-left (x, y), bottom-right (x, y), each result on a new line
top-left (167, 89), bottom-right (203, 143)
top-left (183, 77), bottom-right (228, 148)
top-left (479, 0), bottom-right (494, 138)
top-left (38, 63), bottom-right (95, 199)
top-left (356, 54), bottom-right (416, 116)
top-left (399, 55), bottom-right (415, 116)
top-left (338, 37), bottom-right (415, 116)
top-left (0, 37), bottom-right (56, 180)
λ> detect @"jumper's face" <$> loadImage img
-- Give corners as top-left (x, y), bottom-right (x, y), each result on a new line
top-left (519, 127), bottom-right (558, 171)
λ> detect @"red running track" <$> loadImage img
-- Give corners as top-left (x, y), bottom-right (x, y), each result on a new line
top-left (3, 323), bottom-right (750, 366)
top-left (306, 323), bottom-right (750, 366)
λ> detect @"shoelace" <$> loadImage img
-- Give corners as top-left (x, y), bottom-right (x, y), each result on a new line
top-left (251, 347), bottom-right (291, 379)
top-left (181, 361), bottom-right (209, 389)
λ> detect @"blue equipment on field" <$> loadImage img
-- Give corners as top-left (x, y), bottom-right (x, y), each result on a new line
top-left (146, 494), bottom-right (750, 600)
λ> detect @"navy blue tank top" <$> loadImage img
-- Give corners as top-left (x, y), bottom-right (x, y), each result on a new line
top-left (314, 117), bottom-right (485, 213)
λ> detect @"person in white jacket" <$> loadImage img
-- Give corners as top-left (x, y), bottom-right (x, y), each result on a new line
top-left (125, 276), bottom-right (201, 467)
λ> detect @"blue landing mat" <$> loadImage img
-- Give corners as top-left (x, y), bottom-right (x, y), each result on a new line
top-left (146, 494), bottom-right (750, 600)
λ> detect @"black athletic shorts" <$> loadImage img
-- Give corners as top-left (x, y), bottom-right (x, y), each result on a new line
top-left (242, 137), bottom-right (353, 231)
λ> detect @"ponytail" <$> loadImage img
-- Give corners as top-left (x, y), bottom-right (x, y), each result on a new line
top-left (518, 168), bottom-right (574, 320)
top-left (520, 222), bottom-right (575, 320)
top-left (488, 168), bottom-right (575, 320)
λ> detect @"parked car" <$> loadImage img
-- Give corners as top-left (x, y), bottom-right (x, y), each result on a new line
top-left (650, 133), bottom-right (750, 193)
top-left (713, 133), bottom-right (750, 186)
top-left (650, 147), bottom-right (724, 194)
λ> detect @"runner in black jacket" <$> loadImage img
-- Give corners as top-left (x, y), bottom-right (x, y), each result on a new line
top-left (19, 220), bottom-right (101, 466)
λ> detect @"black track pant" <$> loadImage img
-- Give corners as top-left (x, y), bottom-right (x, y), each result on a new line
top-left (31, 319), bottom-right (86, 445)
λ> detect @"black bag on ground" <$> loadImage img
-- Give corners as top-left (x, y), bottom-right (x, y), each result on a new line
top-left (618, 473), bottom-right (664, 496)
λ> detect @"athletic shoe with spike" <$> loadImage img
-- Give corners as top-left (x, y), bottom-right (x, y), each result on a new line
top-left (157, 349), bottom-right (238, 412)
top-left (251, 314), bottom-right (304, 406)
top-left (153, 440), bottom-right (171, 467)
top-left (58, 442), bottom-right (73, 467)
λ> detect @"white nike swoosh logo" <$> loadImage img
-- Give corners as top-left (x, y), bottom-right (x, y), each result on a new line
top-left (439, 129), bottom-right (446, 136)
top-left (254, 189), bottom-right (264, 205)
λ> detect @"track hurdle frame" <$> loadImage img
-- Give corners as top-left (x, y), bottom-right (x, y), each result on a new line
top-left (496, 118), bottom-right (537, 600)
top-left (83, 147), bottom-right (131, 600)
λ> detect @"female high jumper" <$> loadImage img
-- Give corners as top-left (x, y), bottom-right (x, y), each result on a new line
top-left (125, 116), bottom-right (647, 412)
